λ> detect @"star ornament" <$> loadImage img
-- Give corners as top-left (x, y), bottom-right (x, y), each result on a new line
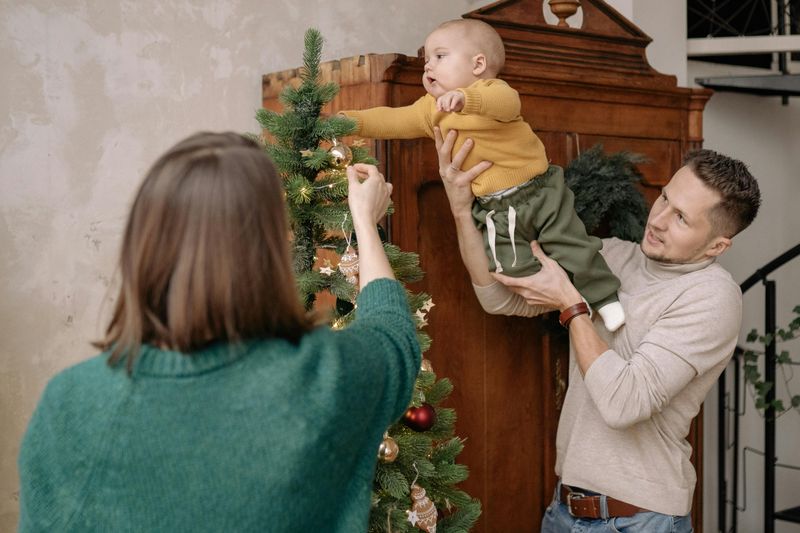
top-left (422, 298), bottom-right (435, 312)
top-left (406, 509), bottom-right (419, 526)
top-left (320, 266), bottom-right (335, 276)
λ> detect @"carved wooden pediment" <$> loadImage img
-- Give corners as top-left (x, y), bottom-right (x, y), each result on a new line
top-left (464, 0), bottom-right (673, 89)
top-left (465, 0), bottom-right (649, 41)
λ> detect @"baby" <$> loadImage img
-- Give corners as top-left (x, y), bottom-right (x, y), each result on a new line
top-left (340, 19), bottom-right (625, 331)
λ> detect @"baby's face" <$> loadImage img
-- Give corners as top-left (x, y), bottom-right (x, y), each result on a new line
top-left (422, 27), bottom-right (481, 98)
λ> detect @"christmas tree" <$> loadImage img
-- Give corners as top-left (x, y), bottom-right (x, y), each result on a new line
top-left (255, 28), bottom-right (481, 532)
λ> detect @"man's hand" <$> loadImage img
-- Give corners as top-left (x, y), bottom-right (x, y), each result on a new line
top-left (433, 127), bottom-right (491, 217)
top-left (493, 241), bottom-right (583, 311)
top-left (433, 126), bottom-right (495, 285)
top-left (436, 90), bottom-right (465, 112)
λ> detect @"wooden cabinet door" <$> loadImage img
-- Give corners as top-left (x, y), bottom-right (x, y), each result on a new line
top-left (388, 138), bottom-right (570, 531)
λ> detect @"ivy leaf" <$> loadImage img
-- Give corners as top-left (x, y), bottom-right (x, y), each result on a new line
top-left (743, 306), bottom-right (800, 416)
top-left (744, 364), bottom-right (760, 382)
top-left (755, 381), bottom-right (773, 394)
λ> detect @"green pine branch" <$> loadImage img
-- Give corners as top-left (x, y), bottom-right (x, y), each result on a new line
top-left (431, 437), bottom-right (465, 464)
top-left (424, 377), bottom-right (454, 405)
top-left (565, 144), bottom-right (649, 242)
top-left (301, 28), bottom-right (323, 83)
top-left (438, 500), bottom-right (482, 532)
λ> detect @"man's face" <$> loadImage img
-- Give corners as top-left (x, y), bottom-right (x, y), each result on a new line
top-left (422, 28), bottom-right (481, 98)
top-left (641, 165), bottom-right (729, 264)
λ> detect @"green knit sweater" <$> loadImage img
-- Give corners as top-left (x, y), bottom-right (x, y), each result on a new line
top-left (18, 278), bottom-right (420, 532)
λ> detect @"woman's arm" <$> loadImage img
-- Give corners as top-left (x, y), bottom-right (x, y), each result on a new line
top-left (346, 164), bottom-right (395, 289)
top-left (345, 164), bottom-right (420, 420)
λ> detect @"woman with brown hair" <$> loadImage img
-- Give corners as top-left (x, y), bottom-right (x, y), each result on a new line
top-left (17, 132), bottom-right (420, 532)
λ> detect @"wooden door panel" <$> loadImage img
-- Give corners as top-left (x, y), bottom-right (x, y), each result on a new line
top-left (522, 95), bottom-right (686, 140)
top-left (389, 138), bottom-right (568, 531)
top-left (577, 134), bottom-right (683, 205)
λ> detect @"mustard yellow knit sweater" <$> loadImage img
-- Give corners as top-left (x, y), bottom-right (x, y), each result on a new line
top-left (341, 79), bottom-right (548, 197)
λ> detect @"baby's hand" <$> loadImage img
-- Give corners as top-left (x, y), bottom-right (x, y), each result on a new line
top-left (436, 90), bottom-right (465, 112)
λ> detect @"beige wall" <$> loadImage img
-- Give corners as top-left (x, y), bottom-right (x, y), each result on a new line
top-left (622, 2), bottom-right (800, 532)
top-left (693, 65), bottom-right (800, 533)
top-left (0, 1), bottom-right (484, 528)
top-left (3, 1), bottom-right (798, 531)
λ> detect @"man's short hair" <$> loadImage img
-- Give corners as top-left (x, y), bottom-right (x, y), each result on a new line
top-left (437, 19), bottom-right (506, 76)
top-left (684, 149), bottom-right (761, 238)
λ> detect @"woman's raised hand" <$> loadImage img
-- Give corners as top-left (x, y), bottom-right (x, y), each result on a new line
top-left (347, 164), bottom-right (393, 226)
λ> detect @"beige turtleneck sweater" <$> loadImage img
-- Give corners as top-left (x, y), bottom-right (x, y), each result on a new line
top-left (472, 237), bottom-right (742, 516)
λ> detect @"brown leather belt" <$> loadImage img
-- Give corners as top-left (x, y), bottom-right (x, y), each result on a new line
top-left (560, 483), bottom-right (647, 519)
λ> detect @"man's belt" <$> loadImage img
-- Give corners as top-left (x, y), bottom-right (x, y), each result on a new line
top-left (560, 484), bottom-right (648, 519)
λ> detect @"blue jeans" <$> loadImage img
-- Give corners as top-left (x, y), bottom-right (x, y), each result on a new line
top-left (541, 483), bottom-right (693, 533)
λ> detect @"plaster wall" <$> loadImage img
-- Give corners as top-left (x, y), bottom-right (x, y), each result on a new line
top-left (0, 1), bottom-right (482, 529)
top-left (692, 64), bottom-right (800, 533)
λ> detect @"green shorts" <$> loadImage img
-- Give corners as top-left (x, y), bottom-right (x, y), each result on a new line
top-left (472, 165), bottom-right (620, 307)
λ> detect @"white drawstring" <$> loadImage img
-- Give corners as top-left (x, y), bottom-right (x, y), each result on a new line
top-left (485, 210), bottom-right (502, 273)
top-left (508, 205), bottom-right (518, 268)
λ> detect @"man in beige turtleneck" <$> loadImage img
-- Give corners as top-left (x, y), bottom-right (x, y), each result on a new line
top-left (433, 127), bottom-right (761, 532)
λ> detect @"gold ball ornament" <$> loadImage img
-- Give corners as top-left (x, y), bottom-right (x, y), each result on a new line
top-left (338, 245), bottom-right (359, 285)
top-left (328, 139), bottom-right (353, 170)
top-left (377, 433), bottom-right (399, 463)
top-left (406, 483), bottom-right (437, 532)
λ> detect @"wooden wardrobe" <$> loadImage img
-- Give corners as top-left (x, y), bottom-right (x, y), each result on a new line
top-left (262, 1), bottom-right (711, 530)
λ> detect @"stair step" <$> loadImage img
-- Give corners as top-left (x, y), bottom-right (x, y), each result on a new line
top-left (775, 506), bottom-right (800, 524)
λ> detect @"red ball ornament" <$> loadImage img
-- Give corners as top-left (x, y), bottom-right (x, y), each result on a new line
top-left (402, 403), bottom-right (436, 432)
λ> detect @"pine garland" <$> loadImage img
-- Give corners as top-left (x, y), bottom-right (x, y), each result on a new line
top-left (256, 28), bottom-right (480, 532)
top-left (564, 144), bottom-right (649, 242)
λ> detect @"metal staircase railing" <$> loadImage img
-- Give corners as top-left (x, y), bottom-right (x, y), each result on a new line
top-left (718, 242), bottom-right (800, 533)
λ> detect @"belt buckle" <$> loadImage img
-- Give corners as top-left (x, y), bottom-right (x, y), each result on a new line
top-left (566, 491), bottom-right (585, 517)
